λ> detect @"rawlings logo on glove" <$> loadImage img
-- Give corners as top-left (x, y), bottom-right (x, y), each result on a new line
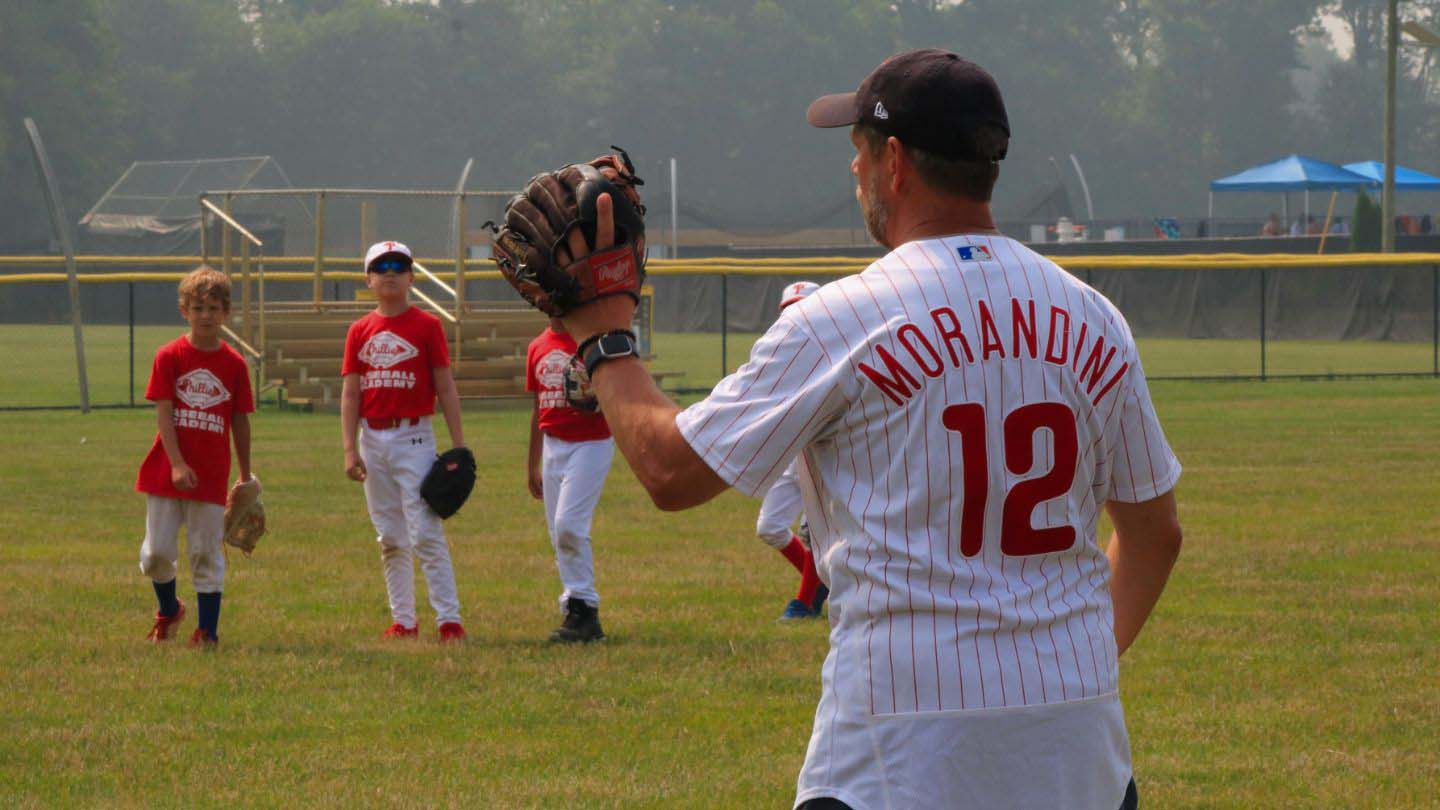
top-left (487, 148), bottom-right (647, 318)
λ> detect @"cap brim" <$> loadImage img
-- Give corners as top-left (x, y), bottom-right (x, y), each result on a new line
top-left (806, 92), bottom-right (859, 128)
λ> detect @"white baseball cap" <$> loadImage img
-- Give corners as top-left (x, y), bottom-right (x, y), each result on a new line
top-left (779, 281), bottom-right (820, 311)
top-left (364, 240), bottom-right (413, 271)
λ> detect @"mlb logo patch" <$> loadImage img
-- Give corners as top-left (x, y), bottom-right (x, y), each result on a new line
top-left (956, 245), bottom-right (993, 262)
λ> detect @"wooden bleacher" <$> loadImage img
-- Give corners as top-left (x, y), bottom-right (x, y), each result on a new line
top-left (232, 301), bottom-right (548, 408)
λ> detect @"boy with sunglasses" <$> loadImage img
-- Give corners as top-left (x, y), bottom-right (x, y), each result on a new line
top-left (341, 241), bottom-right (468, 642)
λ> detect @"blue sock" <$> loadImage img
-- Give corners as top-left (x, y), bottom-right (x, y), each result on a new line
top-left (153, 579), bottom-right (179, 617)
top-left (197, 592), bottom-right (222, 639)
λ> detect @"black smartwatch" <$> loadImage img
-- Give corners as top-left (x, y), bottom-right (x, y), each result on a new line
top-left (578, 329), bottom-right (639, 376)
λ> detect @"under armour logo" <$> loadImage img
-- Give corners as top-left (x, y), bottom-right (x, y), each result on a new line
top-left (873, 101), bottom-right (889, 120)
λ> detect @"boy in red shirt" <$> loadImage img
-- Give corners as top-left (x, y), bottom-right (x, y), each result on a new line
top-left (341, 241), bottom-right (468, 642)
top-left (135, 266), bottom-right (255, 646)
top-left (526, 319), bottom-right (615, 642)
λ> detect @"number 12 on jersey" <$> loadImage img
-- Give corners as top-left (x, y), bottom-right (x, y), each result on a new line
top-left (942, 402), bottom-right (1079, 558)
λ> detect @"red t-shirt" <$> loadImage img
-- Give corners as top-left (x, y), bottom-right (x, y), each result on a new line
top-left (526, 327), bottom-right (611, 442)
top-left (135, 336), bottom-right (255, 506)
top-left (341, 307), bottom-right (450, 419)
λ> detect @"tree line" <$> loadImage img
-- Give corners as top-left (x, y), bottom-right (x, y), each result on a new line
top-left (4, 0), bottom-right (1439, 250)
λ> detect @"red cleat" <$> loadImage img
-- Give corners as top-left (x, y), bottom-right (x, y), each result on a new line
top-left (437, 622), bottom-right (466, 643)
top-left (383, 622), bottom-right (419, 639)
top-left (146, 600), bottom-right (186, 642)
top-left (189, 627), bottom-right (218, 648)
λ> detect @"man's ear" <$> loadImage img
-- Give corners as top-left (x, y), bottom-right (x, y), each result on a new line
top-left (885, 136), bottom-right (907, 194)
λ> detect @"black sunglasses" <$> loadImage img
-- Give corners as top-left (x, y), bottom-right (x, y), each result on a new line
top-left (369, 258), bottom-right (411, 274)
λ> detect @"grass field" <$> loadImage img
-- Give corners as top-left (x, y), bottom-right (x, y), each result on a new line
top-left (1, 376), bottom-right (1437, 807)
top-left (2, 324), bottom-right (1437, 408)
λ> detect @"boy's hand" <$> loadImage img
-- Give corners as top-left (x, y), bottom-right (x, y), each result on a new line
top-left (345, 450), bottom-right (367, 482)
top-left (528, 464), bottom-right (543, 500)
top-left (228, 475), bottom-right (259, 503)
top-left (171, 463), bottom-right (198, 490)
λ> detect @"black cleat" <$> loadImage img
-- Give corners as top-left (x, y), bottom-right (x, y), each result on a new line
top-left (549, 597), bottom-right (606, 643)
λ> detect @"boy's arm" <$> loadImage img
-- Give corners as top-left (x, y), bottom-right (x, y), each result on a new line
top-left (156, 399), bottom-right (196, 490)
top-left (341, 373), bottom-right (366, 481)
top-left (527, 395), bottom-right (543, 499)
top-left (232, 410), bottom-right (252, 483)
top-left (433, 365), bottom-right (466, 448)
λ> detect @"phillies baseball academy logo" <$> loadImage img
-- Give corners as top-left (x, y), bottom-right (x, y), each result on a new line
top-left (536, 348), bottom-right (584, 409)
top-left (175, 368), bottom-right (231, 409)
top-left (358, 331), bottom-right (419, 369)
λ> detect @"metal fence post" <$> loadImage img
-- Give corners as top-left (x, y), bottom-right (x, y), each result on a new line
top-left (199, 193), bottom-right (209, 264)
top-left (222, 193), bottom-right (233, 280)
top-left (129, 281), bottom-right (135, 406)
top-left (1433, 264), bottom-right (1438, 377)
top-left (721, 272), bottom-right (729, 378)
top-left (241, 238), bottom-right (252, 344)
top-left (454, 193), bottom-right (466, 365)
top-left (1259, 266), bottom-right (1268, 380)
top-left (313, 191), bottom-right (326, 308)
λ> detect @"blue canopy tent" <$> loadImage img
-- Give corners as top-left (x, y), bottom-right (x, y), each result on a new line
top-left (1208, 155), bottom-right (1375, 226)
top-left (1341, 160), bottom-right (1440, 191)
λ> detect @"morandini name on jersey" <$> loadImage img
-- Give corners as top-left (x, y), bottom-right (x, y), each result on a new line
top-left (858, 297), bottom-right (1130, 408)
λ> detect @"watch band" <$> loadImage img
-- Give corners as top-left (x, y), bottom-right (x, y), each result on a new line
top-left (579, 329), bottom-right (639, 377)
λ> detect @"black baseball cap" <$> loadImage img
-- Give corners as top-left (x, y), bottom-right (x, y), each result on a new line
top-left (806, 49), bottom-right (1009, 162)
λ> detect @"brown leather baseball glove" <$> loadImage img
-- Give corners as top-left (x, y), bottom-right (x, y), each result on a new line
top-left (489, 148), bottom-right (646, 317)
top-left (223, 477), bottom-right (266, 556)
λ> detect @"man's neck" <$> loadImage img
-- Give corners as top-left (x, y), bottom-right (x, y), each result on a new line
top-left (886, 191), bottom-right (999, 247)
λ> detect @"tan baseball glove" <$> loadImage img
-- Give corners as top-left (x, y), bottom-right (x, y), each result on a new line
top-left (223, 477), bottom-right (266, 556)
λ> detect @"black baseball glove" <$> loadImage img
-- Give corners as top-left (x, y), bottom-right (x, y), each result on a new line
top-left (488, 148), bottom-right (647, 317)
top-left (420, 447), bottom-right (477, 520)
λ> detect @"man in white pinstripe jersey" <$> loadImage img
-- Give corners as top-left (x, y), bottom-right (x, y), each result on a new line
top-left (559, 49), bottom-right (1183, 810)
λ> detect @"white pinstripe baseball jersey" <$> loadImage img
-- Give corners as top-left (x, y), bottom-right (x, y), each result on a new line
top-left (676, 234), bottom-right (1180, 809)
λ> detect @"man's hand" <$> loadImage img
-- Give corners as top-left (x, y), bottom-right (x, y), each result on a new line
top-left (345, 450), bottom-right (367, 482)
top-left (490, 151), bottom-right (646, 318)
top-left (170, 462), bottom-right (198, 490)
top-left (527, 463), bottom-right (543, 500)
top-left (560, 193), bottom-right (638, 339)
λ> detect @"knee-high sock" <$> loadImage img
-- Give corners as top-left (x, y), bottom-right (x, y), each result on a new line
top-left (796, 552), bottom-right (821, 605)
top-left (153, 578), bottom-right (179, 616)
top-left (778, 535), bottom-right (808, 573)
top-left (197, 591), bottom-right (222, 638)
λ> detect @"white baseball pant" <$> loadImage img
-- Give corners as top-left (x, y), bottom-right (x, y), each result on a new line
top-left (541, 434), bottom-right (614, 608)
top-left (139, 494), bottom-right (226, 593)
top-left (360, 418), bottom-right (461, 627)
top-left (756, 461), bottom-right (803, 550)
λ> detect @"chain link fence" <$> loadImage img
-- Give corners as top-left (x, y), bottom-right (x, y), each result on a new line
top-left (2, 255), bottom-right (1437, 409)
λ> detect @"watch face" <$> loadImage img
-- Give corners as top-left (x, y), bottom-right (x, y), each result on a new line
top-left (597, 333), bottom-right (634, 357)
